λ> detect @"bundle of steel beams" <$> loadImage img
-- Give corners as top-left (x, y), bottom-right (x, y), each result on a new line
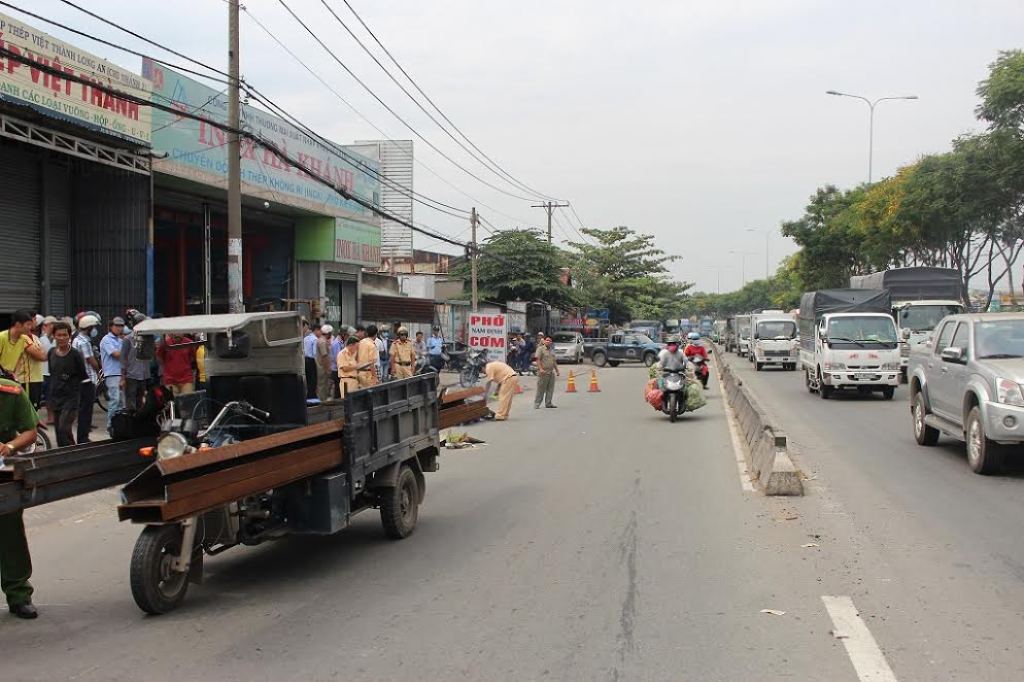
top-left (0, 438), bottom-right (154, 515)
top-left (439, 386), bottom-right (491, 429)
top-left (118, 420), bottom-right (345, 523)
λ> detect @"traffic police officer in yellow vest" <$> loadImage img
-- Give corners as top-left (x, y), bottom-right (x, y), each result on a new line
top-left (0, 377), bottom-right (42, 618)
top-left (389, 328), bottom-right (417, 379)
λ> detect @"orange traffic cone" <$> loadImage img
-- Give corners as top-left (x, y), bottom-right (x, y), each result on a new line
top-left (588, 369), bottom-right (601, 393)
top-left (566, 371), bottom-right (577, 393)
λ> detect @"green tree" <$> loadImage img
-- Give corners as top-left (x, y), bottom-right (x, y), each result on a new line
top-left (976, 50), bottom-right (1024, 131)
top-left (450, 229), bottom-right (579, 309)
top-left (780, 186), bottom-right (867, 290)
top-left (568, 226), bottom-right (689, 323)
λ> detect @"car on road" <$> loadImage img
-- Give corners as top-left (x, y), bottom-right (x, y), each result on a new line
top-left (908, 312), bottom-right (1024, 474)
top-left (551, 331), bottom-right (584, 363)
top-left (584, 331), bottom-right (662, 368)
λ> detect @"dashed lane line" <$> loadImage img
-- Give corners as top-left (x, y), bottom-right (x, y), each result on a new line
top-left (821, 595), bottom-right (898, 682)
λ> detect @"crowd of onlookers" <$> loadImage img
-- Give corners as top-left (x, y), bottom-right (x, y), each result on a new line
top-left (0, 308), bottom-right (208, 448)
top-left (302, 320), bottom-right (450, 401)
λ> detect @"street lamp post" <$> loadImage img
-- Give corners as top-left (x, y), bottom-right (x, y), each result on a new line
top-left (746, 228), bottom-right (771, 279)
top-left (729, 251), bottom-right (756, 287)
top-left (705, 266), bottom-right (728, 295)
top-left (825, 91), bottom-right (918, 183)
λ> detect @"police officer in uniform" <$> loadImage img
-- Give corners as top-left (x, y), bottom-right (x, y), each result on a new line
top-left (0, 377), bottom-right (43, 618)
top-left (389, 328), bottom-right (417, 379)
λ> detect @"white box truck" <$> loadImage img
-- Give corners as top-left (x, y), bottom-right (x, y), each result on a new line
top-left (735, 314), bottom-right (752, 357)
top-left (751, 311), bottom-right (799, 371)
top-left (799, 289), bottom-right (901, 400)
top-left (850, 267), bottom-right (965, 382)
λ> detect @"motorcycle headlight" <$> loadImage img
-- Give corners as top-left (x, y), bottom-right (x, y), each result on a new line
top-left (996, 378), bottom-right (1024, 407)
top-left (157, 432), bottom-right (190, 460)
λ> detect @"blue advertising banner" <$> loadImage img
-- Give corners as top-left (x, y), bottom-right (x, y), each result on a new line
top-left (143, 58), bottom-right (381, 230)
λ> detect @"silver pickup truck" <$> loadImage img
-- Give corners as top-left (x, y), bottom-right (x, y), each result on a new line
top-left (908, 313), bottom-right (1024, 474)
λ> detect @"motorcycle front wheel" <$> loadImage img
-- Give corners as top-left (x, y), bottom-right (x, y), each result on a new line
top-left (668, 394), bottom-right (679, 423)
top-left (459, 366), bottom-right (479, 388)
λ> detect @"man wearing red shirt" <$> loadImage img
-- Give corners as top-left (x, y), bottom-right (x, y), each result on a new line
top-left (156, 334), bottom-right (197, 395)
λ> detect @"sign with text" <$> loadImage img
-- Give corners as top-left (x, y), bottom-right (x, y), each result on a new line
top-left (467, 312), bottom-right (507, 363)
top-left (144, 59), bottom-right (381, 230)
top-left (0, 12), bottom-right (151, 144)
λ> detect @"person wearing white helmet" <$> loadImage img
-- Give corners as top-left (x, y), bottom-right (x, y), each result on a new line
top-left (72, 314), bottom-right (101, 443)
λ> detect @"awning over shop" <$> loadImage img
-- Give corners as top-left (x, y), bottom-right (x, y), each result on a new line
top-left (361, 294), bottom-right (435, 324)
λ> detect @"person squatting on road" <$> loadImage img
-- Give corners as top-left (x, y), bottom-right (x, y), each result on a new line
top-left (46, 322), bottom-right (86, 447)
top-left (483, 360), bottom-right (519, 421)
top-left (0, 377), bottom-right (45, 619)
top-left (534, 336), bottom-right (560, 409)
top-left (389, 328), bottom-right (416, 379)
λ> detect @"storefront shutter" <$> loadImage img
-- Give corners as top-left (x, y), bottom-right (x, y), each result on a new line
top-left (0, 146), bottom-right (41, 312)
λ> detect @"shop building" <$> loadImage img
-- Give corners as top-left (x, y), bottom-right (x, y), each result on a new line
top-left (0, 12), bottom-right (152, 322)
top-left (143, 60), bottom-right (382, 319)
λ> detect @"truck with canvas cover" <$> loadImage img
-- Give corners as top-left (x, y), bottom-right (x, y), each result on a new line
top-left (799, 289), bottom-right (901, 399)
top-left (850, 267), bottom-right (965, 381)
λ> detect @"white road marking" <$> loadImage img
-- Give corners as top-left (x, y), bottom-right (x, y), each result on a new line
top-left (715, 366), bottom-right (755, 492)
top-left (821, 595), bottom-right (898, 682)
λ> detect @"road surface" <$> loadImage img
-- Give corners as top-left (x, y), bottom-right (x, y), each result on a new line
top-left (4, 362), bottom-right (1022, 680)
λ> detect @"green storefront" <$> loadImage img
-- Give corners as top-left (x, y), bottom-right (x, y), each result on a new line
top-left (295, 217), bottom-right (382, 327)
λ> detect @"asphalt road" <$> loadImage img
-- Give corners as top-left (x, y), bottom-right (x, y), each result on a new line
top-left (731, 353), bottom-right (1024, 681)
top-left (4, 361), bottom-right (1020, 680)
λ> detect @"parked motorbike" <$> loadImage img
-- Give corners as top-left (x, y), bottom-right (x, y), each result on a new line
top-left (459, 349), bottom-right (490, 387)
top-left (661, 369), bottom-right (689, 423)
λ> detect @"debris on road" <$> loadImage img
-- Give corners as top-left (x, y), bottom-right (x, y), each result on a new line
top-left (801, 542), bottom-right (820, 548)
top-left (760, 609), bottom-right (787, 616)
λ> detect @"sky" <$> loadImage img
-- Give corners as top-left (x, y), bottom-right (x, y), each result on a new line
top-left (19, 0), bottom-right (1024, 293)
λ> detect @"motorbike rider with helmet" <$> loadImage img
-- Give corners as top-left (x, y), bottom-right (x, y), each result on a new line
top-left (657, 335), bottom-right (695, 380)
top-left (683, 332), bottom-right (710, 389)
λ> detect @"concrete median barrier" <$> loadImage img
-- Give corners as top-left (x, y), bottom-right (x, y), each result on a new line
top-left (713, 345), bottom-right (803, 496)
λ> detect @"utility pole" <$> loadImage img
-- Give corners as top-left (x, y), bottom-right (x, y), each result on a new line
top-left (470, 207), bottom-right (479, 310)
top-left (532, 201), bottom-right (570, 243)
top-left (226, 0), bottom-right (244, 313)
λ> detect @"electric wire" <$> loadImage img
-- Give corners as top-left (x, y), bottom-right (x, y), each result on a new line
top-left (0, 46), bottom-right (501, 258)
top-left (0, 1), bottom-right (230, 87)
top-left (321, 0), bottom-right (556, 202)
top-left (240, 4), bottom-right (537, 226)
top-left (15, 0), bottom-right (474, 223)
top-left (274, 0), bottom-right (539, 203)
top-left (339, 0), bottom-right (561, 203)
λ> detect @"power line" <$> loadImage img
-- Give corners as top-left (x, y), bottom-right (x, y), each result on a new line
top-left (323, 0), bottom-right (557, 202)
top-left (0, 45), bottom-right (498, 259)
top-left (0, 1), bottom-right (230, 86)
top-left (16, 0), bottom-right (472, 222)
top-left (56, 0), bottom-right (231, 80)
top-left (239, 4), bottom-right (536, 227)
top-left (274, 0), bottom-right (539, 203)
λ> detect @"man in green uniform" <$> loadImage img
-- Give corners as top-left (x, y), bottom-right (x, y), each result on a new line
top-left (0, 377), bottom-right (42, 619)
top-left (533, 336), bottom-right (560, 409)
